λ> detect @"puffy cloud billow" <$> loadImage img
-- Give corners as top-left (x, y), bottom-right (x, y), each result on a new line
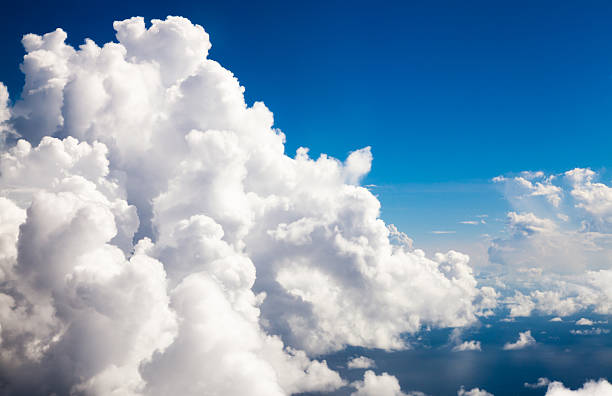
top-left (0, 16), bottom-right (495, 395)
top-left (545, 379), bottom-right (612, 396)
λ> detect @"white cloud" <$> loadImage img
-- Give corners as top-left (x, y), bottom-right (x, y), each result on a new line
top-left (490, 169), bottom-right (612, 318)
top-left (457, 386), bottom-right (494, 396)
top-left (503, 330), bottom-right (536, 350)
top-left (0, 83), bottom-right (15, 148)
top-left (448, 328), bottom-right (484, 352)
top-left (525, 377), bottom-right (551, 389)
top-left (550, 317), bottom-right (563, 322)
top-left (545, 379), bottom-right (612, 395)
top-left (570, 328), bottom-right (610, 335)
top-left (565, 169), bottom-right (612, 223)
top-left (494, 173), bottom-right (561, 207)
top-left (351, 371), bottom-right (425, 396)
top-left (0, 16), bottom-right (494, 395)
top-left (576, 318), bottom-right (594, 326)
top-left (452, 340), bottom-right (482, 352)
top-left (347, 356), bottom-right (376, 369)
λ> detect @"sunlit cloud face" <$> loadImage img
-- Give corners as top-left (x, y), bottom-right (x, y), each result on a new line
top-left (0, 16), bottom-right (496, 395)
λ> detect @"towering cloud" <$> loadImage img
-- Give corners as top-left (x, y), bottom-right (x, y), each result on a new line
top-left (0, 16), bottom-right (492, 395)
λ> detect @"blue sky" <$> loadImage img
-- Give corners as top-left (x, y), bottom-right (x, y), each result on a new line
top-left (3, 0), bottom-right (612, 248)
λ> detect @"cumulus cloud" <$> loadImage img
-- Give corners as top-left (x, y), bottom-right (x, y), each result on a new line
top-left (545, 379), bottom-right (612, 395)
top-left (452, 340), bottom-right (482, 352)
top-left (503, 330), bottom-right (536, 350)
top-left (350, 371), bottom-right (425, 396)
top-left (576, 318), bottom-right (594, 326)
top-left (347, 356), bottom-right (376, 369)
top-left (457, 386), bottom-right (494, 396)
top-left (449, 328), bottom-right (482, 352)
top-left (0, 16), bottom-right (494, 395)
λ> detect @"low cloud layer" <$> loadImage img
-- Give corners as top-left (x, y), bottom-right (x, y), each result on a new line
top-left (491, 170), bottom-right (612, 318)
top-left (0, 16), bottom-right (495, 395)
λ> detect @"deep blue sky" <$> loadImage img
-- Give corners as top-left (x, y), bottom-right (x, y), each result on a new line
top-left (3, 0), bottom-right (612, 246)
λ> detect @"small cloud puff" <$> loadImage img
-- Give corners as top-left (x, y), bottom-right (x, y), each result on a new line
top-left (452, 340), bottom-right (482, 352)
top-left (458, 386), bottom-right (494, 396)
top-left (347, 356), bottom-right (376, 369)
top-left (576, 318), bottom-right (594, 326)
top-left (351, 371), bottom-right (425, 396)
top-left (503, 330), bottom-right (536, 350)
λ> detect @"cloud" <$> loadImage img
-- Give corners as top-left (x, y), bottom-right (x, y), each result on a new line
top-left (347, 356), bottom-right (376, 369)
top-left (576, 318), bottom-right (594, 326)
top-left (0, 16), bottom-right (493, 395)
top-left (503, 330), bottom-right (536, 350)
top-left (493, 173), bottom-right (561, 207)
top-left (545, 379), bottom-right (612, 395)
top-left (490, 169), bottom-right (612, 318)
top-left (0, 82), bottom-right (15, 148)
top-left (460, 221), bottom-right (479, 225)
top-left (0, 138), bottom-right (176, 395)
top-left (452, 340), bottom-right (482, 352)
top-left (492, 170), bottom-right (612, 275)
top-left (457, 386), bottom-right (494, 396)
top-left (350, 371), bottom-right (425, 396)
top-left (550, 317), bottom-right (563, 322)
top-left (507, 291), bottom-right (537, 317)
top-left (449, 328), bottom-right (483, 352)
top-left (570, 328), bottom-right (610, 335)
top-left (525, 378), bottom-right (551, 389)
top-left (431, 230), bottom-right (456, 234)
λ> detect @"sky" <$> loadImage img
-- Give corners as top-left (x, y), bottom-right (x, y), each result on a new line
top-left (1, 1), bottom-right (612, 396)
top-left (4, 0), bottom-right (612, 248)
